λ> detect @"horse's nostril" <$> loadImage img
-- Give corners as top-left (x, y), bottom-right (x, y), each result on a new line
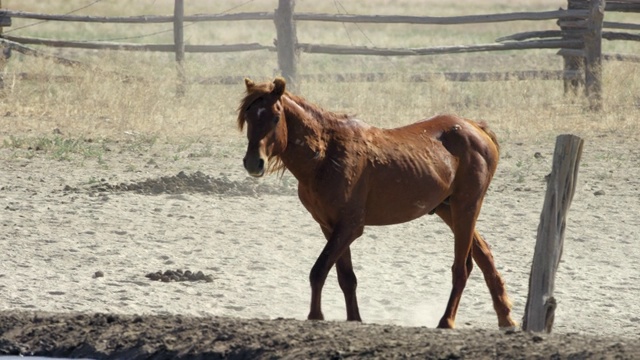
top-left (258, 159), bottom-right (264, 170)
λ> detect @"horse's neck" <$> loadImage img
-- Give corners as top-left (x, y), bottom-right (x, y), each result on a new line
top-left (282, 96), bottom-right (322, 139)
top-left (280, 96), bottom-right (326, 182)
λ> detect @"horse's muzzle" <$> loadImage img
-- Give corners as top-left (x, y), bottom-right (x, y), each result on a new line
top-left (243, 156), bottom-right (265, 177)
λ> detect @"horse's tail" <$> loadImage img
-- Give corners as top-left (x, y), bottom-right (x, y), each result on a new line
top-left (476, 121), bottom-right (500, 155)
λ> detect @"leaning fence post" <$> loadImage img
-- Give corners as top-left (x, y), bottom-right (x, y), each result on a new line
top-left (274, 0), bottom-right (298, 90)
top-left (173, 0), bottom-right (186, 96)
top-left (522, 134), bottom-right (584, 333)
top-left (584, 0), bottom-right (605, 110)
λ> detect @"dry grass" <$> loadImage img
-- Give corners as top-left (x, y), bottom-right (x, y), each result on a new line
top-left (1, 0), bottom-right (639, 149)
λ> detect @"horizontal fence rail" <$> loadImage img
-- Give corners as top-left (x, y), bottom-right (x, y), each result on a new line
top-left (1, 9), bottom-right (590, 24)
top-left (294, 10), bottom-right (590, 24)
top-left (568, 0), bottom-right (640, 11)
top-left (0, 0), bottom-right (639, 109)
top-left (604, 20), bottom-right (640, 29)
top-left (299, 39), bottom-right (583, 56)
top-left (2, 35), bottom-right (272, 53)
top-left (0, 10), bottom-right (275, 23)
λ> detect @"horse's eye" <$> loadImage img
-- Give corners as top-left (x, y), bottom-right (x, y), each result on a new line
top-left (273, 114), bottom-right (280, 124)
top-left (246, 98), bottom-right (264, 112)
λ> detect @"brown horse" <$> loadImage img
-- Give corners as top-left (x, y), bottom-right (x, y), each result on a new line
top-left (238, 77), bottom-right (516, 329)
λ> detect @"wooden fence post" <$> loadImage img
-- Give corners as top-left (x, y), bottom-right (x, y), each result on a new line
top-left (0, 0), bottom-right (7, 90)
top-left (584, 0), bottom-right (605, 110)
top-left (173, 0), bottom-right (186, 96)
top-left (561, 0), bottom-right (585, 95)
top-left (274, 0), bottom-right (298, 90)
top-left (522, 134), bottom-right (584, 333)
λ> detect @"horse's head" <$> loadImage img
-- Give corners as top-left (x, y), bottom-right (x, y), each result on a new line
top-left (237, 77), bottom-right (288, 177)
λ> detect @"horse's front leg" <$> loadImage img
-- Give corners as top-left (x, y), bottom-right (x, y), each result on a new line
top-left (308, 222), bottom-right (364, 321)
top-left (336, 247), bottom-right (362, 321)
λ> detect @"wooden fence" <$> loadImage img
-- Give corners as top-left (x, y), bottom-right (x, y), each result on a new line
top-left (0, 0), bottom-right (639, 108)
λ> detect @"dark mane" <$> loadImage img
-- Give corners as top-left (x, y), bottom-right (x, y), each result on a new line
top-left (285, 93), bottom-right (352, 124)
top-left (274, 94), bottom-right (353, 176)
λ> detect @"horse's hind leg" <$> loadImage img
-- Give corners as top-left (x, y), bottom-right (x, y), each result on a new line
top-left (435, 204), bottom-right (516, 329)
top-left (434, 196), bottom-right (480, 329)
top-left (471, 232), bottom-right (517, 329)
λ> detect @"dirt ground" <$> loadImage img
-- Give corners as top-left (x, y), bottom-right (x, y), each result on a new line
top-left (1, 130), bottom-right (639, 359)
top-left (1, 311), bottom-right (638, 359)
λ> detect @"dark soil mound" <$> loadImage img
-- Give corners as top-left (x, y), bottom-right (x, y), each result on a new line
top-left (64, 171), bottom-right (295, 196)
top-left (0, 311), bottom-right (636, 359)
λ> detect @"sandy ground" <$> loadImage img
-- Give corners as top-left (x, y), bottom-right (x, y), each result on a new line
top-left (0, 130), bottom-right (639, 358)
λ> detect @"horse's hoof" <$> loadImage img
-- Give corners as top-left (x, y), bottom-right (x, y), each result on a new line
top-left (307, 313), bottom-right (324, 321)
top-left (499, 326), bottom-right (518, 333)
top-left (499, 318), bottom-right (518, 330)
top-left (437, 318), bottom-right (455, 329)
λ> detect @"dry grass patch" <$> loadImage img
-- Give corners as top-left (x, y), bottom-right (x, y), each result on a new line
top-left (1, 0), bottom-right (639, 150)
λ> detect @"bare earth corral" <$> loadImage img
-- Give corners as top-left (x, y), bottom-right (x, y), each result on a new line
top-left (1, 0), bottom-right (640, 357)
top-left (0, 131), bottom-right (639, 359)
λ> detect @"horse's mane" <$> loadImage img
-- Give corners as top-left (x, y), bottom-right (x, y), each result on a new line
top-left (284, 93), bottom-right (352, 124)
top-left (237, 80), bottom-right (351, 131)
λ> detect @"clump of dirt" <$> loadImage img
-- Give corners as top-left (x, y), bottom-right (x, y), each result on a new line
top-left (63, 171), bottom-right (294, 196)
top-left (145, 269), bottom-right (213, 283)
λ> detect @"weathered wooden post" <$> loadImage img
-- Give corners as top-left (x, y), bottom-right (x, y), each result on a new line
top-left (0, 0), bottom-right (10, 90)
top-left (523, 134), bottom-right (584, 333)
top-left (173, 0), bottom-right (186, 96)
top-left (584, 0), bottom-right (605, 110)
top-left (274, 0), bottom-right (298, 90)
top-left (561, 0), bottom-right (586, 95)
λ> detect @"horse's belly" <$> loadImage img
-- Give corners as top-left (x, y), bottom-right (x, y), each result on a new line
top-left (362, 156), bottom-right (452, 225)
top-left (365, 209), bottom-right (431, 226)
top-left (364, 188), bottom-right (442, 226)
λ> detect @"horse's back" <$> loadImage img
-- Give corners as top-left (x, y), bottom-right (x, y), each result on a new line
top-left (356, 114), bottom-right (495, 174)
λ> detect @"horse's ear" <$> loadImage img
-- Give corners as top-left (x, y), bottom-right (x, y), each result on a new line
top-left (272, 77), bottom-right (286, 97)
top-left (244, 78), bottom-right (255, 91)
